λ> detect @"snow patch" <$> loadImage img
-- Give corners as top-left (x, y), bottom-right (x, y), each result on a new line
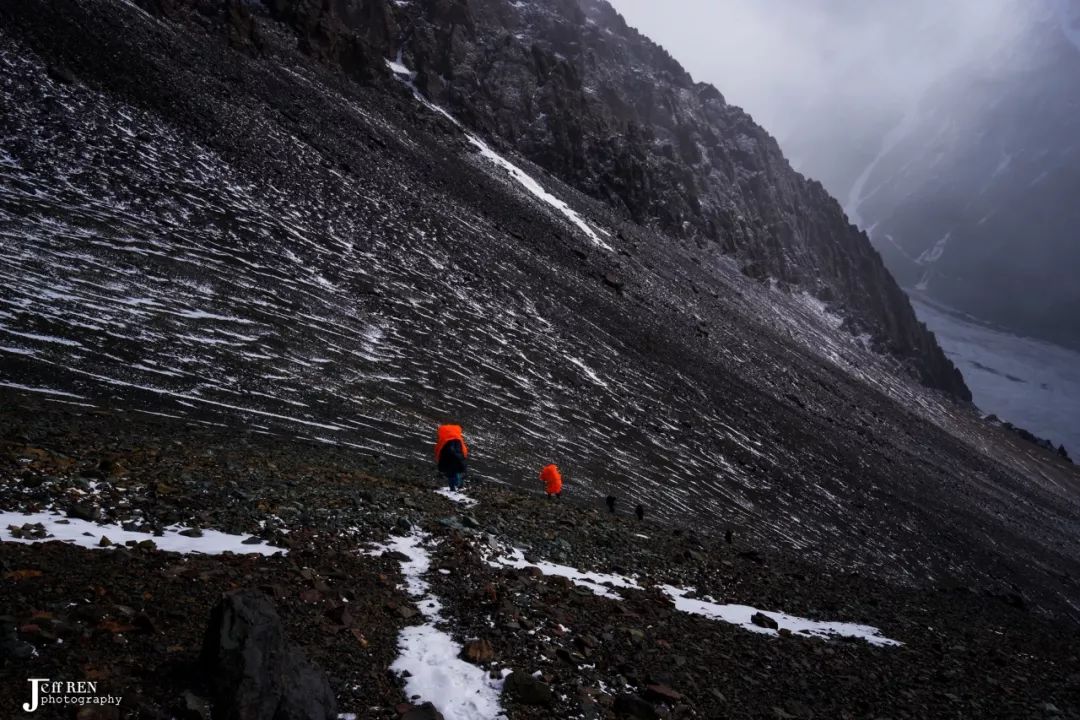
top-left (485, 545), bottom-right (642, 599)
top-left (434, 487), bottom-right (479, 508)
top-left (374, 533), bottom-right (506, 720)
top-left (661, 585), bottom-right (901, 647)
top-left (385, 57), bottom-right (610, 251)
top-left (0, 511), bottom-right (284, 555)
top-left (468, 138), bottom-right (612, 251)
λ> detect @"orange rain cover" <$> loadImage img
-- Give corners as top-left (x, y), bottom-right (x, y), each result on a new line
top-left (540, 464), bottom-right (563, 494)
top-left (435, 424), bottom-right (468, 462)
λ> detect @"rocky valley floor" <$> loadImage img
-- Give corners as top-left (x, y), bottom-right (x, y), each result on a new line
top-left (1, 391), bottom-right (1078, 720)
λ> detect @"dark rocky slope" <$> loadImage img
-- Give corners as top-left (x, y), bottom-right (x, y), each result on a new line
top-left (146, 0), bottom-right (970, 398)
top-left (0, 396), bottom-right (1078, 719)
top-left (0, 0), bottom-right (1076, 619)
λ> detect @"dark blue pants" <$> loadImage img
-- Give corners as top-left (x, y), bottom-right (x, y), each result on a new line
top-left (446, 472), bottom-right (463, 491)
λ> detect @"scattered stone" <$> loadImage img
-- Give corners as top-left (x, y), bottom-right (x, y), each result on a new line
top-left (178, 527), bottom-right (204, 538)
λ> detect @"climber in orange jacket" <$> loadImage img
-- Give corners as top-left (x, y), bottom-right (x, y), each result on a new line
top-left (435, 424), bottom-right (469, 491)
top-left (540, 463), bottom-right (563, 499)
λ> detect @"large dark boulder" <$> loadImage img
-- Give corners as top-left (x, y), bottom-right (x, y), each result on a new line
top-left (200, 590), bottom-right (336, 720)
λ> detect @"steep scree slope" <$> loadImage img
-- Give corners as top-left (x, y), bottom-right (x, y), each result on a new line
top-left (223, 0), bottom-right (969, 398)
top-left (0, 0), bottom-right (1078, 620)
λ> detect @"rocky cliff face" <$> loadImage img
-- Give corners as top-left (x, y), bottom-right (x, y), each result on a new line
top-left (397, 0), bottom-right (971, 398)
top-left (844, 3), bottom-right (1080, 350)
top-left (162, 0), bottom-right (968, 398)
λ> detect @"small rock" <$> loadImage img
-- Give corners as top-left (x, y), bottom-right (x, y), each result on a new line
top-left (98, 536), bottom-right (113, 547)
top-left (503, 671), bottom-right (553, 706)
top-left (644, 684), bottom-right (682, 704)
top-left (751, 612), bottom-right (779, 630)
top-left (68, 503), bottom-right (100, 522)
top-left (324, 605), bottom-right (353, 627)
top-left (181, 690), bottom-right (211, 720)
top-left (179, 528), bottom-right (204, 538)
top-left (460, 638), bottom-right (494, 664)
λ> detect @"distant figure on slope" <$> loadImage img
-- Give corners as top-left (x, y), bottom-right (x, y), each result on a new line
top-left (435, 424), bottom-right (469, 492)
top-left (605, 495), bottom-right (616, 514)
top-left (635, 504), bottom-right (644, 521)
top-left (540, 464), bottom-right (563, 499)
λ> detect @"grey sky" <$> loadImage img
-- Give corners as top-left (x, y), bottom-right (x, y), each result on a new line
top-left (606, 0), bottom-right (1032, 171)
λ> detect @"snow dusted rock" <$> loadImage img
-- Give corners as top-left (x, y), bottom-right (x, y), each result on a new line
top-left (200, 590), bottom-right (337, 720)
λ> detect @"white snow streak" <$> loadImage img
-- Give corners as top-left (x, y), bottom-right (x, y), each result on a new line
top-left (434, 487), bottom-right (479, 508)
top-left (0, 511), bottom-right (284, 555)
top-left (375, 533), bottom-right (506, 720)
top-left (661, 585), bottom-right (902, 647)
top-left (385, 58), bottom-right (611, 251)
top-left (484, 546), bottom-right (900, 646)
top-left (486, 546), bottom-right (641, 599)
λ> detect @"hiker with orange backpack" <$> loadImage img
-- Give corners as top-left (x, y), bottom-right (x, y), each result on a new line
top-left (435, 424), bottom-right (469, 491)
top-left (540, 463), bottom-right (563, 499)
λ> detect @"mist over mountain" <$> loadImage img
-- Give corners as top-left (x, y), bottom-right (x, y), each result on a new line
top-left (610, 0), bottom-right (1079, 351)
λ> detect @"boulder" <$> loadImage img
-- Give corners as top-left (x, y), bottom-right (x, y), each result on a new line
top-left (200, 590), bottom-right (336, 720)
top-left (503, 671), bottom-right (553, 706)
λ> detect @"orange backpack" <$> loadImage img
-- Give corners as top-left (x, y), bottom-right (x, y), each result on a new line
top-left (540, 464), bottom-right (563, 494)
top-left (435, 425), bottom-right (469, 462)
